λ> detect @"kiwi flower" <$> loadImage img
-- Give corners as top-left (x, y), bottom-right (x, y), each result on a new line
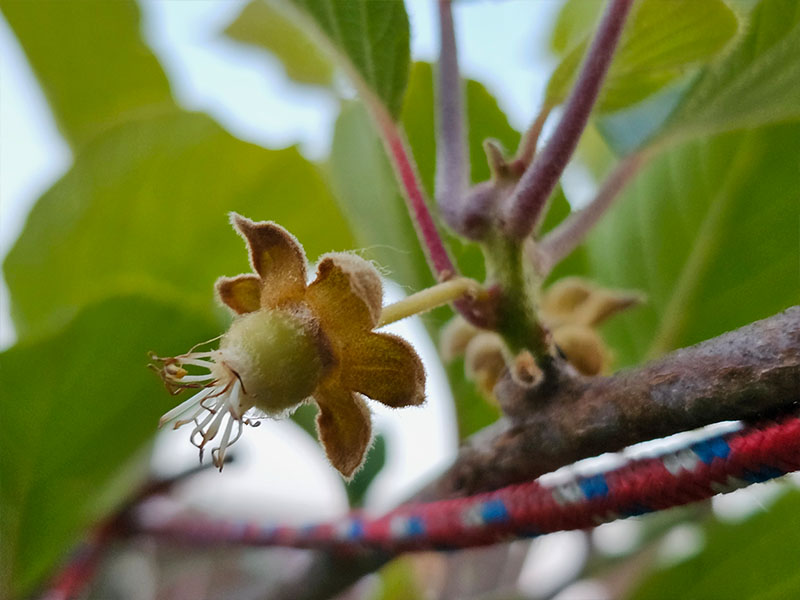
top-left (153, 214), bottom-right (425, 478)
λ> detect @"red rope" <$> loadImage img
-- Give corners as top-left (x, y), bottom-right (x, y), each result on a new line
top-left (43, 414), bottom-right (800, 599)
top-left (138, 414), bottom-right (800, 552)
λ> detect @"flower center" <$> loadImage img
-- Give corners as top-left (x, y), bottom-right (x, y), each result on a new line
top-left (220, 307), bottom-right (325, 415)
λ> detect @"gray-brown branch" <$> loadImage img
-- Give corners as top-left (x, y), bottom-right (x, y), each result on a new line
top-left (271, 306), bottom-right (800, 599)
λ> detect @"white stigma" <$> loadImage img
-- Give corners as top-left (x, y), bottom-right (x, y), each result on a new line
top-left (156, 350), bottom-right (259, 471)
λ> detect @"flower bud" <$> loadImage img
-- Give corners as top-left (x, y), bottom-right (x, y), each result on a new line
top-left (464, 332), bottom-right (507, 396)
top-left (552, 324), bottom-right (609, 376)
top-left (440, 316), bottom-right (480, 361)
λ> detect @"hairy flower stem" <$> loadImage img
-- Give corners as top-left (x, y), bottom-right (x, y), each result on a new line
top-left (535, 150), bottom-right (650, 275)
top-left (502, 0), bottom-right (635, 241)
top-left (435, 0), bottom-right (470, 234)
top-left (373, 105), bottom-right (456, 279)
top-left (378, 277), bottom-right (483, 327)
top-left (483, 235), bottom-right (551, 365)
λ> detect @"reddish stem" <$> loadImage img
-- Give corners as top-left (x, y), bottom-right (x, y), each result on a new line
top-left (374, 107), bottom-right (457, 280)
top-left (502, 0), bottom-right (634, 240)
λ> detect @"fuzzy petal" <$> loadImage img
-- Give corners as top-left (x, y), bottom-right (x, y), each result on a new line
top-left (230, 213), bottom-right (307, 307)
top-left (315, 383), bottom-right (372, 479)
top-left (305, 254), bottom-right (383, 337)
top-left (215, 274), bottom-right (262, 314)
top-left (341, 332), bottom-right (425, 408)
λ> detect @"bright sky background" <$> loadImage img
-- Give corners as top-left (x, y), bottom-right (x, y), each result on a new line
top-left (1, 2), bottom-right (784, 594)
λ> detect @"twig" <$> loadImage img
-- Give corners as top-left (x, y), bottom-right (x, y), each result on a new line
top-left (435, 0), bottom-right (469, 233)
top-left (421, 306), bottom-right (800, 498)
top-left (502, 0), bottom-right (635, 241)
top-left (534, 150), bottom-right (648, 275)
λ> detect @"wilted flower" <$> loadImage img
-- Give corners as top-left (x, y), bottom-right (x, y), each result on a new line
top-left (153, 214), bottom-right (425, 478)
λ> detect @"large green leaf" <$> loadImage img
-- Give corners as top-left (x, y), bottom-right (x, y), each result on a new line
top-left (545, 0), bottom-right (738, 112)
top-left (585, 122), bottom-right (800, 367)
top-left (656, 0), bottom-right (800, 145)
top-left (286, 0), bottom-right (410, 118)
top-left (4, 110), bottom-right (354, 340)
top-left (629, 490), bottom-right (800, 600)
top-left (225, 0), bottom-right (335, 87)
top-left (0, 0), bottom-right (174, 148)
top-left (0, 296), bottom-right (216, 599)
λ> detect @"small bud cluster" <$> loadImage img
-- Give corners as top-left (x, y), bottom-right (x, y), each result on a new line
top-left (442, 277), bottom-right (642, 396)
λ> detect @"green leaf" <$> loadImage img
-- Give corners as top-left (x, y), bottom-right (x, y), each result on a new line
top-left (657, 0), bottom-right (800, 145)
top-left (371, 557), bottom-right (425, 600)
top-left (549, 0), bottom-right (603, 55)
top-left (585, 123), bottom-right (800, 367)
top-left (0, 296), bottom-right (216, 598)
top-left (0, 0), bottom-right (174, 148)
top-left (545, 0), bottom-right (738, 112)
top-left (629, 490), bottom-right (800, 600)
top-left (225, 0), bottom-right (335, 87)
top-left (4, 110), bottom-right (354, 340)
top-left (287, 0), bottom-right (410, 118)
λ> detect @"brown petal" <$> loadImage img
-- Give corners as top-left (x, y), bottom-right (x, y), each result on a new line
top-left (215, 274), bottom-right (262, 314)
top-left (315, 383), bottom-right (372, 479)
top-left (341, 332), bottom-right (425, 408)
top-left (305, 253), bottom-right (383, 337)
top-left (230, 213), bottom-right (307, 307)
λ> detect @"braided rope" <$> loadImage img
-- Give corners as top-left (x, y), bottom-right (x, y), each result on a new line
top-left (137, 413), bottom-right (800, 553)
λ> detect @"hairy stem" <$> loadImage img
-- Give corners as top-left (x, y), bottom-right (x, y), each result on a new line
top-left (435, 0), bottom-right (469, 233)
top-left (378, 277), bottom-right (483, 327)
top-left (535, 150), bottom-right (649, 275)
top-left (502, 0), bottom-right (635, 240)
top-left (372, 104), bottom-right (457, 279)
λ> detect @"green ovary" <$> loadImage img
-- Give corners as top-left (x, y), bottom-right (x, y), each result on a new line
top-left (221, 308), bottom-right (324, 415)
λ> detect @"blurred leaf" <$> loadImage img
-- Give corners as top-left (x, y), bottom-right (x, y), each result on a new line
top-left (546, 0), bottom-right (738, 112)
top-left (225, 0), bottom-right (335, 87)
top-left (655, 0), bottom-right (800, 145)
top-left (585, 123), bottom-right (800, 367)
top-left (0, 0), bottom-right (174, 148)
top-left (346, 434), bottom-right (386, 508)
top-left (629, 490), bottom-right (800, 600)
top-left (4, 110), bottom-right (354, 340)
top-left (549, 0), bottom-right (603, 55)
top-left (0, 296), bottom-right (216, 599)
top-left (371, 557), bottom-right (425, 600)
top-left (287, 0), bottom-right (410, 118)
